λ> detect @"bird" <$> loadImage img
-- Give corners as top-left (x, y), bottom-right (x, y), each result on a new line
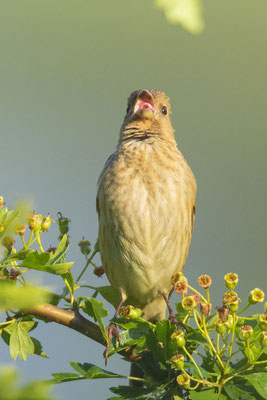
top-left (96, 89), bottom-right (197, 361)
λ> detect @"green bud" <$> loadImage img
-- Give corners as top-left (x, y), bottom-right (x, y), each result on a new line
top-left (177, 373), bottom-right (190, 388)
top-left (1, 236), bottom-right (15, 249)
top-left (27, 213), bottom-right (42, 231)
top-left (57, 213), bottom-right (71, 235)
top-left (224, 273), bottom-right (239, 290)
top-left (120, 305), bottom-right (142, 319)
top-left (240, 325), bottom-right (253, 339)
top-left (41, 215), bottom-right (54, 232)
top-left (0, 196), bottom-right (4, 208)
top-left (171, 354), bottom-right (184, 369)
top-left (215, 319), bottom-right (227, 334)
top-left (78, 239), bottom-right (91, 255)
top-left (171, 330), bottom-right (186, 348)
top-left (249, 288), bottom-right (265, 304)
top-left (259, 314), bottom-right (267, 330)
top-left (228, 300), bottom-right (239, 312)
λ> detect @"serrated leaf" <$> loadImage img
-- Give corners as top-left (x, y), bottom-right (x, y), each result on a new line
top-left (79, 296), bottom-right (108, 341)
top-left (9, 321), bottom-right (34, 361)
top-left (244, 373), bottom-right (267, 399)
top-left (21, 250), bottom-right (73, 274)
top-left (224, 385), bottom-right (256, 400)
top-left (69, 362), bottom-right (125, 379)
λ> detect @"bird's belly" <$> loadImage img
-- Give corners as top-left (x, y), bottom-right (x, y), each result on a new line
top-left (98, 178), bottom-right (191, 308)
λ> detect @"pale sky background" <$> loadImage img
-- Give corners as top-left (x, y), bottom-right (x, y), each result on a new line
top-left (0, 1), bottom-right (266, 399)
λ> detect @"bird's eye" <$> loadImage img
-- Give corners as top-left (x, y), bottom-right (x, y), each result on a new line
top-left (161, 106), bottom-right (168, 115)
top-left (126, 105), bottom-right (130, 113)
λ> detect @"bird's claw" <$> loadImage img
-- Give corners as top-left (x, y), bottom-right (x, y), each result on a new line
top-left (105, 323), bottom-right (120, 365)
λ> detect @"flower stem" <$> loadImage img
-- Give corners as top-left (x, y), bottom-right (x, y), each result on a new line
top-left (183, 346), bottom-right (203, 379)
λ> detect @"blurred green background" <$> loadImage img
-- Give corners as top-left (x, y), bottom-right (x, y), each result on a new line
top-left (0, 1), bottom-right (266, 399)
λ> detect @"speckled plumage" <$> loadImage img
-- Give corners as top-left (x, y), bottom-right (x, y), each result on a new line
top-left (97, 89), bottom-right (196, 321)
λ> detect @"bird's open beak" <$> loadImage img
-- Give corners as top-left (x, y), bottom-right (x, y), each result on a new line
top-left (134, 89), bottom-right (155, 119)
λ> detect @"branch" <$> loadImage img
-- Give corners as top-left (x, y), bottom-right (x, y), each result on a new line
top-left (29, 302), bottom-right (106, 346)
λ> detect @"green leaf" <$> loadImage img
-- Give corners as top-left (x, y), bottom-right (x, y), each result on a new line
top-left (245, 373), bottom-right (267, 399)
top-left (69, 362), bottom-right (125, 379)
top-left (189, 390), bottom-right (225, 400)
top-left (79, 296), bottom-right (109, 341)
top-left (110, 385), bottom-right (151, 398)
top-left (224, 385), bottom-right (256, 400)
top-left (9, 321), bottom-right (35, 361)
top-left (31, 337), bottom-right (48, 358)
top-left (155, 0), bottom-right (204, 34)
top-left (89, 285), bottom-right (121, 309)
top-left (243, 342), bottom-right (262, 362)
top-left (108, 322), bottom-right (148, 357)
top-left (21, 250), bottom-right (73, 275)
top-left (61, 271), bottom-right (75, 299)
top-left (51, 372), bottom-right (84, 384)
top-left (0, 248), bottom-right (34, 265)
top-left (155, 319), bottom-right (176, 358)
top-left (50, 234), bottom-right (69, 264)
top-left (0, 281), bottom-right (51, 310)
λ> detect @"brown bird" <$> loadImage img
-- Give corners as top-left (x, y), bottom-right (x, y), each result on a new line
top-left (96, 89), bottom-right (196, 341)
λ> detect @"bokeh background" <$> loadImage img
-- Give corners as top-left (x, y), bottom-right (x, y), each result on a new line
top-left (1, 1), bottom-right (266, 399)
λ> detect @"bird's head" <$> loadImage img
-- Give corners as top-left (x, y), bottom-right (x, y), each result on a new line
top-left (121, 89), bottom-right (175, 141)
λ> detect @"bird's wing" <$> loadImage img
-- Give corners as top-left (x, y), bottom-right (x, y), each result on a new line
top-left (96, 151), bottom-right (117, 217)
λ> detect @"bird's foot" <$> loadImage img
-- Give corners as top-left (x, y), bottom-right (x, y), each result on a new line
top-left (94, 266), bottom-right (105, 277)
top-left (105, 323), bottom-right (120, 365)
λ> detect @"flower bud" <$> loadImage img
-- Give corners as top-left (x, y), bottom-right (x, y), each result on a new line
top-left (199, 301), bottom-right (212, 315)
top-left (120, 305), bottom-right (142, 319)
top-left (0, 224), bottom-right (4, 233)
top-left (224, 273), bottom-right (239, 290)
top-left (15, 224), bottom-right (26, 236)
top-left (1, 235), bottom-right (15, 249)
top-left (174, 280), bottom-right (188, 294)
top-left (171, 272), bottom-right (188, 286)
top-left (248, 288), bottom-right (265, 304)
top-left (261, 331), bottom-right (267, 347)
top-left (57, 213), bottom-right (71, 235)
top-left (215, 319), bottom-right (227, 334)
top-left (240, 325), bottom-right (253, 339)
top-left (177, 373), bottom-right (190, 388)
top-left (198, 274), bottom-right (212, 289)
top-left (259, 314), bottom-right (267, 331)
top-left (78, 239), bottom-right (91, 256)
top-left (170, 354), bottom-right (184, 369)
top-left (41, 215), bottom-right (54, 232)
top-left (182, 295), bottom-right (197, 311)
top-left (171, 330), bottom-right (185, 348)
